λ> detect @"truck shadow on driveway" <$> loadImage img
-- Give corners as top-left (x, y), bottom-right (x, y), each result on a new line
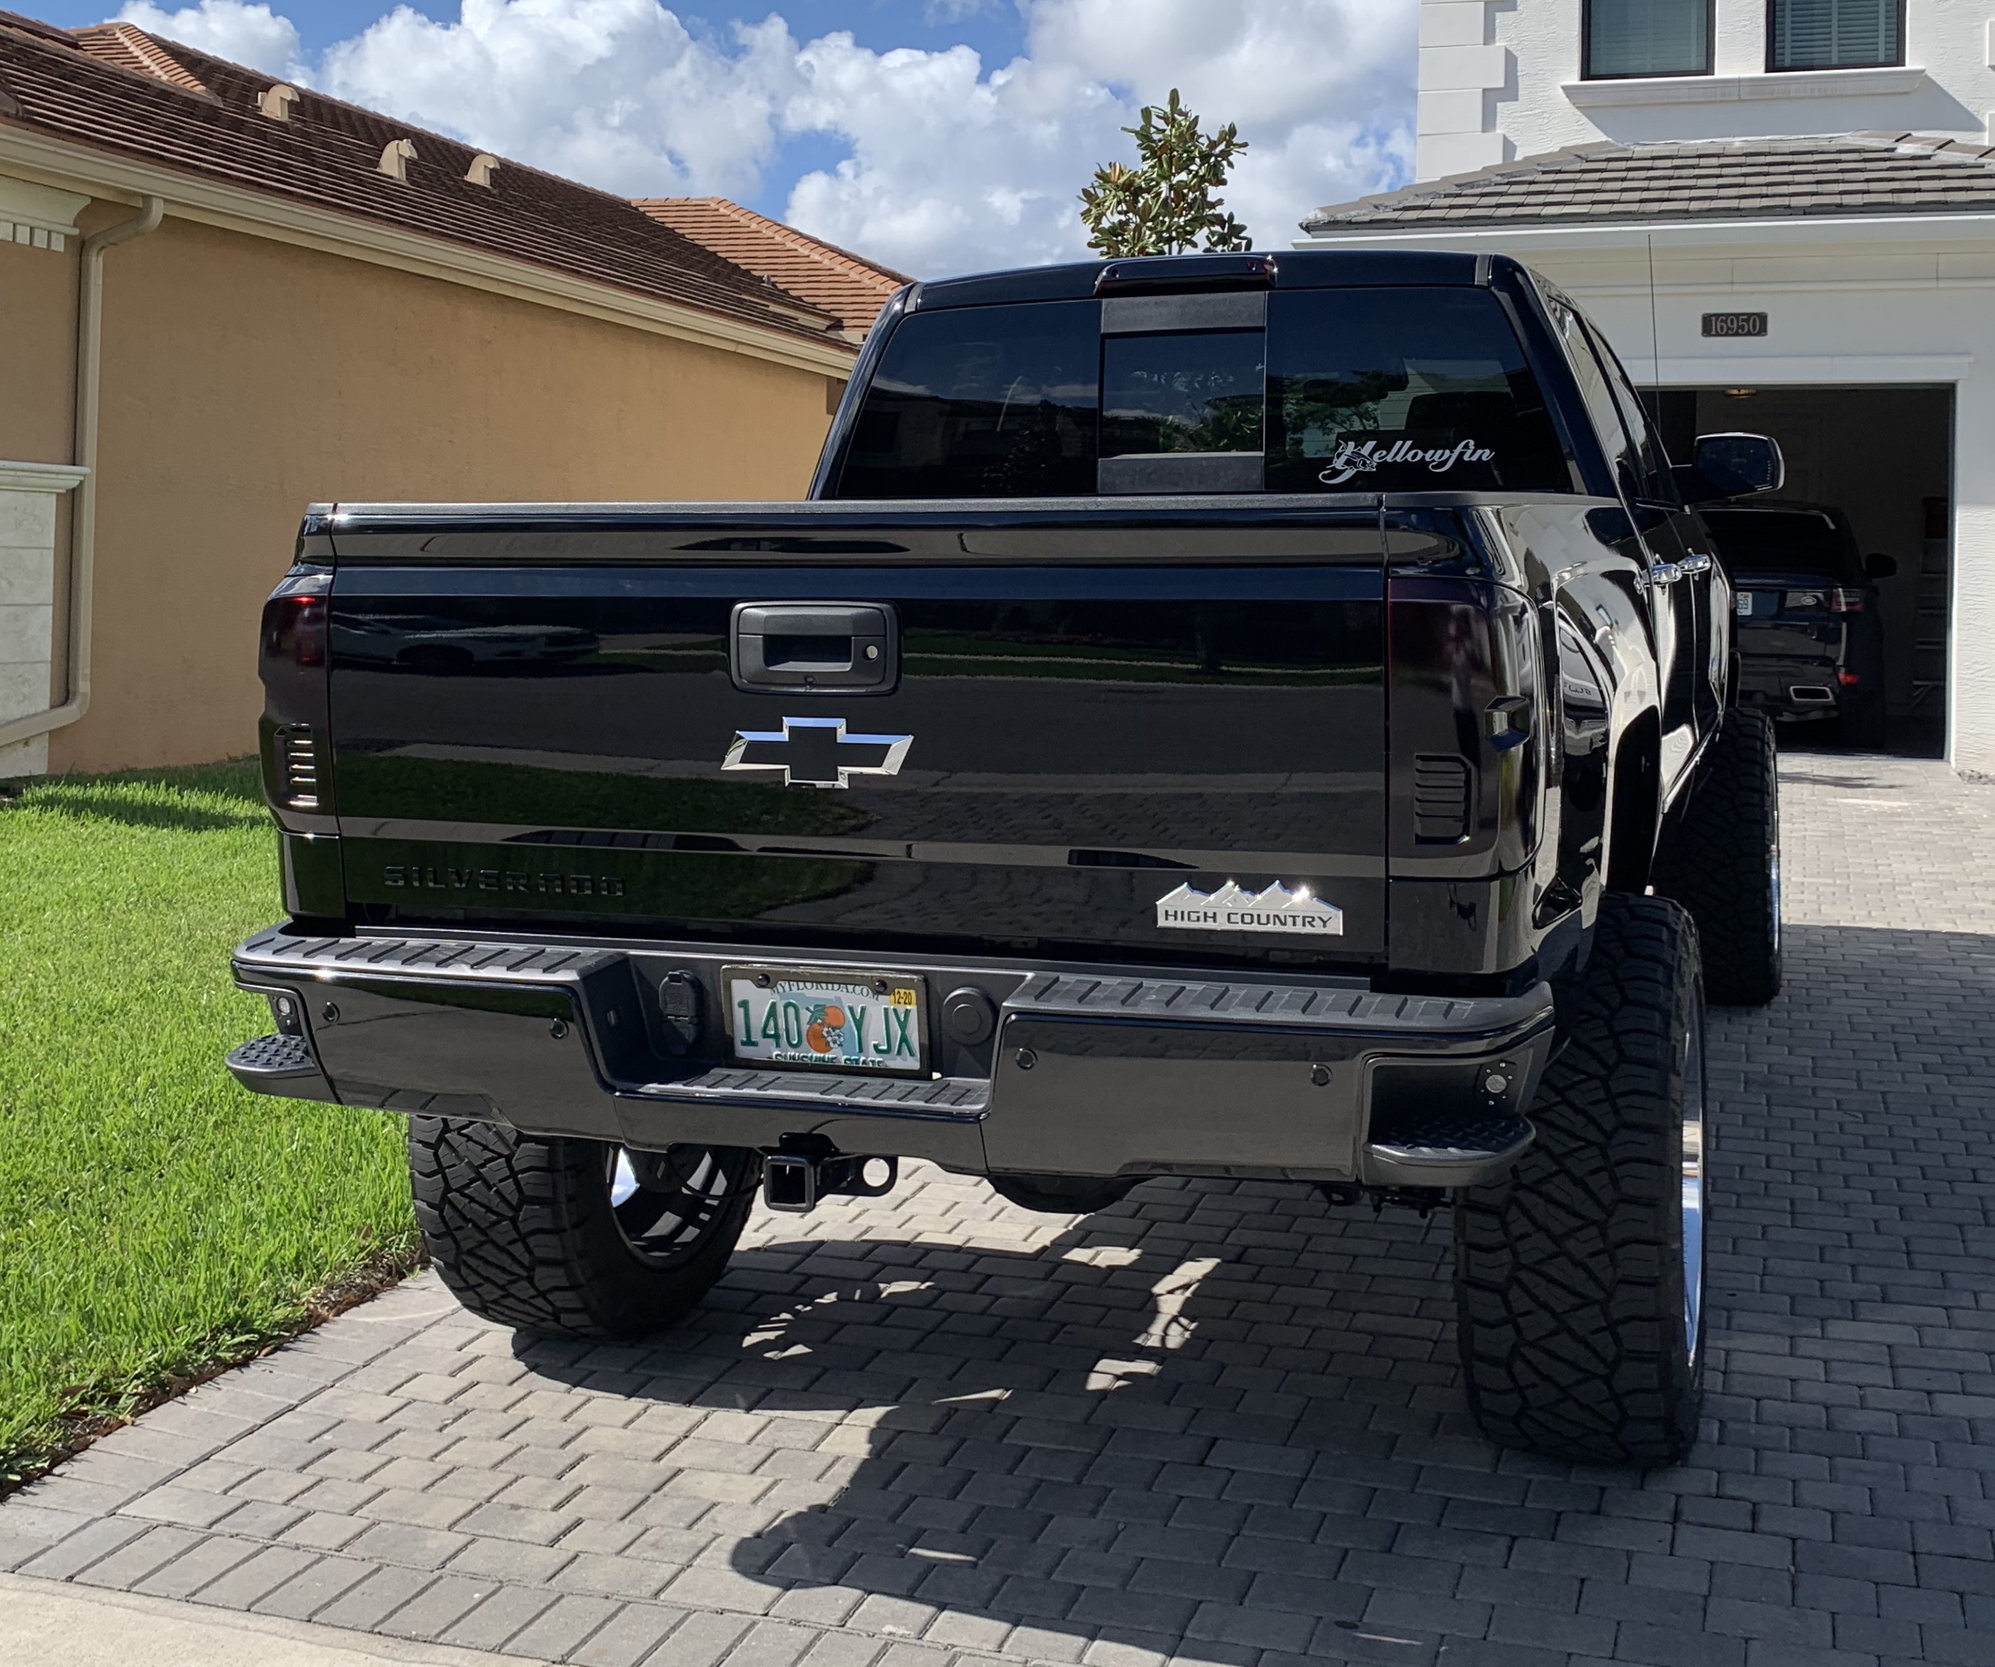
top-left (513, 922), bottom-right (1995, 1665)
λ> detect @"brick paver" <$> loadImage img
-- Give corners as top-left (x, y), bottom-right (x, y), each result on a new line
top-left (5, 751), bottom-right (1992, 1667)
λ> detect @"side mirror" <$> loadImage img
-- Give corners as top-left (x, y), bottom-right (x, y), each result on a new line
top-left (1677, 432), bottom-right (1785, 502)
top-left (1864, 552), bottom-right (1898, 580)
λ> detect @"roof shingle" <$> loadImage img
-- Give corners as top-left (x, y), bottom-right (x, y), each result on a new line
top-left (634, 197), bottom-right (908, 335)
top-left (0, 10), bottom-right (849, 350)
top-left (1303, 134), bottom-right (1995, 233)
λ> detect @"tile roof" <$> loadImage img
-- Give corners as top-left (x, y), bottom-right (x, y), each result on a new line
top-left (634, 196), bottom-right (908, 335)
top-left (0, 9), bottom-right (850, 351)
top-left (1302, 134), bottom-right (1995, 232)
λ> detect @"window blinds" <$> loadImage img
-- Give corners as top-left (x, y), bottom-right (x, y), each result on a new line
top-left (1771, 0), bottom-right (1901, 70)
top-left (1586, 0), bottom-right (1710, 78)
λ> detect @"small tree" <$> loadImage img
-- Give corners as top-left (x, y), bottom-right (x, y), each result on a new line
top-left (1079, 88), bottom-right (1250, 257)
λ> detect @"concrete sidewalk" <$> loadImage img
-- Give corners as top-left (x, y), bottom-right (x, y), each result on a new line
top-left (0, 1572), bottom-right (548, 1667)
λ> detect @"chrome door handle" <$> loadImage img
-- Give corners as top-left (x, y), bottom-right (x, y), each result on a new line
top-left (1647, 562), bottom-right (1683, 586)
top-left (1678, 552), bottom-right (1714, 576)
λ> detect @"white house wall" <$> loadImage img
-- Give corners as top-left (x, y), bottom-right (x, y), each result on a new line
top-left (1291, 217), bottom-right (1995, 775)
top-left (1419, 0), bottom-right (1995, 181)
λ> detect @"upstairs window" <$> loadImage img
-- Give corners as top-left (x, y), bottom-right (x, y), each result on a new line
top-left (1769, 0), bottom-right (1903, 71)
top-left (1583, 0), bottom-right (1713, 78)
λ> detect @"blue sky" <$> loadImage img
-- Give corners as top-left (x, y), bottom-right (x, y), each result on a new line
top-left (37, 1), bottom-right (1416, 275)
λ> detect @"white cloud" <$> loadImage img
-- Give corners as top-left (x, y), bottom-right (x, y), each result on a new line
top-left (115, 0), bottom-right (1416, 276)
top-left (317, 0), bottom-right (800, 198)
top-left (784, 0), bottom-right (1416, 276)
top-left (117, 0), bottom-right (301, 77)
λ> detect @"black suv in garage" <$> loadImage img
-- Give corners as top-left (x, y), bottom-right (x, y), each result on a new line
top-left (1703, 499), bottom-right (1894, 747)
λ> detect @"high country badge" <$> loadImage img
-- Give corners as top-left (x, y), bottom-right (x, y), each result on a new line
top-left (1155, 881), bottom-right (1344, 936)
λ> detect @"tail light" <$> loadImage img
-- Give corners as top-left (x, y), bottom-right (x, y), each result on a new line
top-left (274, 723), bottom-right (322, 808)
top-left (1388, 577), bottom-right (1541, 868)
top-left (258, 569), bottom-right (333, 818)
top-left (1829, 587), bottom-right (1865, 613)
top-left (261, 583), bottom-right (329, 665)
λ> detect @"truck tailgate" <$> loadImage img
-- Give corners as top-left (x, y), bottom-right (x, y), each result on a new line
top-left (323, 511), bottom-right (1386, 966)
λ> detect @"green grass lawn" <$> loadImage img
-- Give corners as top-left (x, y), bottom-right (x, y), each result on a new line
top-left (0, 762), bottom-right (417, 1481)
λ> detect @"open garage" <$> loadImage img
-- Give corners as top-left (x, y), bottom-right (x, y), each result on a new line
top-left (1650, 384), bottom-right (1952, 755)
top-left (1298, 133), bottom-right (1995, 779)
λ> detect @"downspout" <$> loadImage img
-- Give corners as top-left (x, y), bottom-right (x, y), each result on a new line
top-left (0, 193), bottom-right (165, 752)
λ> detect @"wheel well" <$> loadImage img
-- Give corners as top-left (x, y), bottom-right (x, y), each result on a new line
top-left (1604, 713), bottom-right (1661, 892)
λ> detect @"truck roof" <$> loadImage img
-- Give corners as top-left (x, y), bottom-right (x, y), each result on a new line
top-left (909, 249), bottom-right (1504, 313)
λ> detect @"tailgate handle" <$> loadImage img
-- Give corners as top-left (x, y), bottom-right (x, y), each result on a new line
top-left (731, 602), bottom-right (898, 693)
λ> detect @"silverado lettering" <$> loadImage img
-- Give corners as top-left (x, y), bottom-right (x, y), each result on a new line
top-left (382, 866), bottom-right (625, 896)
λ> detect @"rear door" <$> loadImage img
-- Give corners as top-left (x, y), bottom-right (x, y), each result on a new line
top-left (1546, 297), bottom-right (1708, 784)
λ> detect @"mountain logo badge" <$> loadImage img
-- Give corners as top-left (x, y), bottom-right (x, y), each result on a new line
top-left (1154, 881), bottom-right (1344, 936)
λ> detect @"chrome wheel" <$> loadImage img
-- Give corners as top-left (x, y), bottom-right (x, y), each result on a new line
top-left (607, 1146), bottom-right (760, 1269)
top-left (1681, 1006), bottom-right (1707, 1369)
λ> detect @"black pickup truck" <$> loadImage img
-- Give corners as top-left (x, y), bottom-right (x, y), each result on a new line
top-left (228, 251), bottom-right (1784, 1467)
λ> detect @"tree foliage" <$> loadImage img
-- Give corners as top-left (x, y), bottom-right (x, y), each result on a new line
top-left (1078, 89), bottom-right (1250, 258)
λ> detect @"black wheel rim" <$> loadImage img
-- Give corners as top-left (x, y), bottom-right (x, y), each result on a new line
top-left (606, 1146), bottom-right (757, 1269)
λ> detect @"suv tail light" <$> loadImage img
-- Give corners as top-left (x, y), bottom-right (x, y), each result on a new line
top-left (1829, 587), bottom-right (1865, 613)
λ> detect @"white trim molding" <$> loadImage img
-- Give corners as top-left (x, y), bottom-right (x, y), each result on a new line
top-left (0, 461), bottom-right (88, 494)
top-left (0, 171), bottom-right (87, 253)
top-left (1566, 65), bottom-right (1930, 110)
top-left (0, 132), bottom-right (857, 379)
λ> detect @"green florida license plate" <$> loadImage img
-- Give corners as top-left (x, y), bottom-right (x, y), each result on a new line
top-left (725, 968), bottom-right (926, 1074)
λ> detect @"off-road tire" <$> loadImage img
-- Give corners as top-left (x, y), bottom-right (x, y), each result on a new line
top-left (1651, 709), bottom-right (1780, 1006)
top-left (1454, 894), bottom-right (1707, 1468)
top-left (408, 1119), bottom-right (758, 1338)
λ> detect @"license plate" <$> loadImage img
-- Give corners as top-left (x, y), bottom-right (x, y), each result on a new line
top-left (1736, 592), bottom-right (1755, 617)
top-left (725, 968), bottom-right (926, 1075)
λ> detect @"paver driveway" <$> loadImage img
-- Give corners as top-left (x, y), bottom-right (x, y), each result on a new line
top-left (3, 752), bottom-right (1992, 1667)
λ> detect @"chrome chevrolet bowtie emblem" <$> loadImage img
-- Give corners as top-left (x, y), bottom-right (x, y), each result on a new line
top-left (722, 716), bottom-right (912, 789)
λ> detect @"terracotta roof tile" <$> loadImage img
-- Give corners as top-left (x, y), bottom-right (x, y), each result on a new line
top-left (0, 11), bottom-right (850, 352)
top-left (634, 197), bottom-right (908, 335)
top-left (1303, 134), bottom-right (1995, 232)
top-left (70, 20), bottom-right (213, 99)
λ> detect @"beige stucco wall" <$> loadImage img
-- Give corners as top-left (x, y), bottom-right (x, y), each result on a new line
top-left (0, 215), bottom-right (83, 777)
top-left (15, 209), bottom-right (839, 775)
top-left (0, 227), bottom-right (78, 464)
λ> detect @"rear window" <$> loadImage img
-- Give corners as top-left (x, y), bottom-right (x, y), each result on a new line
top-left (831, 286), bottom-right (1574, 498)
top-left (834, 300), bottom-right (1098, 498)
top-left (1265, 289), bottom-right (1570, 493)
top-left (1702, 509), bottom-right (1861, 581)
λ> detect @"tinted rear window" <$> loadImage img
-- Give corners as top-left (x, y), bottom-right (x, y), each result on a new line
top-left (832, 287), bottom-right (1573, 497)
top-left (1265, 289), bottom-right (1570, 493)
top-left (1102, 330), bottom-right (1265, 458)
top-left (1702, 509), bottom-right (1860, 581)
top-left (835, 300), bottom-right (1098, 498)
